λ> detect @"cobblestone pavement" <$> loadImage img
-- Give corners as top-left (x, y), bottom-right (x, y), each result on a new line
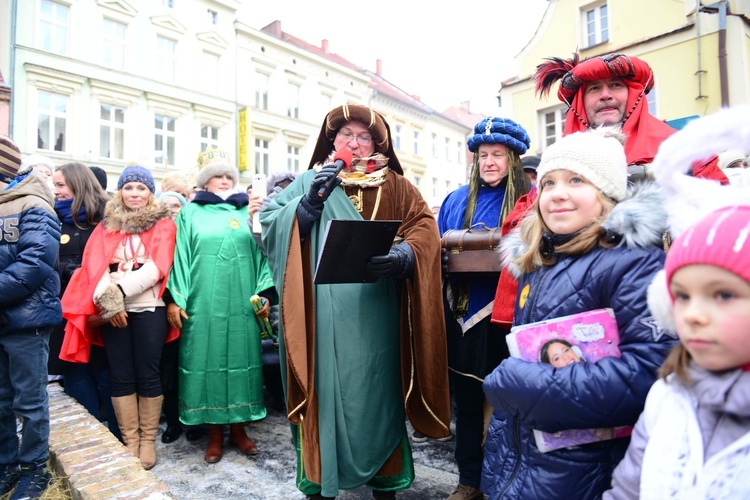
top-left (150, 405), bottom-right (460, 499)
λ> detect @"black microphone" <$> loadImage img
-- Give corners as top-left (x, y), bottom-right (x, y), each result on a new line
top-left (317, 149), bottom-right (353, 198)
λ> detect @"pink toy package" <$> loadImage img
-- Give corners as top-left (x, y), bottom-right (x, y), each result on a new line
top-left (507, 308), bottom-right (632, 452)
top-left (507, 308), bottom-right (620, 362)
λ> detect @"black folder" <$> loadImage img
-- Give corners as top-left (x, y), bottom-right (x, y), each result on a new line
top-left (314, 219), bottom-right (401, 284)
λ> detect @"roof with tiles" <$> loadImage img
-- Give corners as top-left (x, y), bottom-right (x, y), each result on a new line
top-left (260, 21), bottom-right (363, 73)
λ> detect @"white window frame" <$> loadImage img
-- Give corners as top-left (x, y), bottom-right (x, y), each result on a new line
top-left (161, 0), bottom-right (173, 7)
top-left (37, 90), bottom-right (68, 152)
top-left (413, 130), bottom-right (421, 157)
top-left (207, 9), bottom-right (217, 25)
top-left (200, 124), bottom-right (219, 152)
top-left (255, 72), bottom-right (269, 110)
top-left (456, 140), bottom-right (463, 164)
top-left (287, 145), bottom-right (301, 173)
top-left (431, 177), bottom-right (438, 199)
top-left (581, 1), bottom-right (608, 48)
top-left (431, 133), bottom-right (438, 158)
top-left (413, 175), bottom-right (422, 190)
top-left (154, 114), bottom-right (176, 166)
top-left (254, 138), bottom-right (270, 176)
top-left (287, 82), bottom-right (300, 119)
top-left (99, 103), bottom-right (126, 160)
top-left (39, 0), bottom-right (69, 55)
top-left (156, 36), bottom-right (176, 83)
top-left (394, 124), bottom-right (403, 151)
top-left (102, 18), bottom-right (127, 70)
top-left (539, 106), bottom-right (566, 152)
top-left (444, 137), bottom-right (451, 161)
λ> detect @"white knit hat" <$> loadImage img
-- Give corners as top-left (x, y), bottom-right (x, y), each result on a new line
top-left (536, 126), bottom-right (628, 201)
top-left (19, 153), bottom-right (55, 176)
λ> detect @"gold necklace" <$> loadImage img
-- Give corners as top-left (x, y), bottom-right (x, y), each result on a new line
top-left (347, 185), bottom-right (382, 220)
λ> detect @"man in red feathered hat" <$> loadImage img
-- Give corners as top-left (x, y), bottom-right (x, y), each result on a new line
top-left (535, 52), bottom-right (727, 179)
top-left (489, 52), bottom-right (727, 329)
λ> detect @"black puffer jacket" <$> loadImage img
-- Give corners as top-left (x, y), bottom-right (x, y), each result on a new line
top-left (0, 174), bottom-right (62, 334)
top-left (481, 183), bottom-right (677, 499)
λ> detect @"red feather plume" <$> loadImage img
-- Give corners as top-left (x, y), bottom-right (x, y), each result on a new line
top-left (533, 53), bottom-right (580, 98)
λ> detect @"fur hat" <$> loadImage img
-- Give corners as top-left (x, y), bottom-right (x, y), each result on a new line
top-left (117, 165), bottom-right (155, 192)
top-left (324, 104), bottom-right (389, 154)
top-left (196, 147), bottom-right (239, 189)
top-left (19, 153), bottom-right (55, 176)
top-left (267, 171), bottom-right (297, 195)
top-left (467, 116), bottom-right (530, 154)
top-left (0, 135), bottom-right (22, 183)
top-left (536, 126), bottom-right (628, 201)
top-left (646, 104), bottom-right (750, 332)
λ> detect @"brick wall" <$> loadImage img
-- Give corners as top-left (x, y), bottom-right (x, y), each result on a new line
top-left (47, 383), bottom-right (175, 499)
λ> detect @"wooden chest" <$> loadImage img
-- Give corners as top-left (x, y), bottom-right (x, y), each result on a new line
top-left (441, 223), bottom-right (503, 274)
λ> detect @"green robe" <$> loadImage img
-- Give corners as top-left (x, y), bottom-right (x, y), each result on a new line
top-left (168, 200), bottom-right (275, 425)
top-left (261, 168), bottom-right (449, 496)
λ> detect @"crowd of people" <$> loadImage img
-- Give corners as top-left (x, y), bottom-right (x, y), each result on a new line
top-left (1, 50), bottom-right (749, 500)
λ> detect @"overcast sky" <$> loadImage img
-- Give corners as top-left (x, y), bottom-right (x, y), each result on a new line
top-left (238, 1), bottom-right (549, 115)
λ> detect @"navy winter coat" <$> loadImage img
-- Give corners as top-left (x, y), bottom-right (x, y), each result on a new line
top-left (0, 174), bottom-right (62, 334)
top-left (481, 183), bottom-right (677, 499)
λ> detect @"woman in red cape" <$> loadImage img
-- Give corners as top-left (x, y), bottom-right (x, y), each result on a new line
top-left (60, 166), bottom-right (177, 470)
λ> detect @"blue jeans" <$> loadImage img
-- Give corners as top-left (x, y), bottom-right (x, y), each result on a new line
top-left (0, 328), bottom-right (51, 465)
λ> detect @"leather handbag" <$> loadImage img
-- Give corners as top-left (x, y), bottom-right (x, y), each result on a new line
top-left (441, 222), bottom-right (502, 274)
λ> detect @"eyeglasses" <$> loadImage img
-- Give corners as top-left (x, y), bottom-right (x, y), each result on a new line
top-left (337, 130), bottom-right (373, 146)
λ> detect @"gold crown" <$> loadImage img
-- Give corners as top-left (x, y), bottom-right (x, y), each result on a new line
top-left (197, 146), bottom-right (231, 169)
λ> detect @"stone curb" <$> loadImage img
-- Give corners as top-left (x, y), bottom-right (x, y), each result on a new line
top-left (47, 383), bottom-right (175, 499)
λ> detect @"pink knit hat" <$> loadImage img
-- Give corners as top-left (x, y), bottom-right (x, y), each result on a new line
top-left (664, 205), bottom-right (750, 292)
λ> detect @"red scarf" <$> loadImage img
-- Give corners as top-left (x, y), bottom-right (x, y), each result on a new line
top-left (60, 218), bottom-right (178, 363)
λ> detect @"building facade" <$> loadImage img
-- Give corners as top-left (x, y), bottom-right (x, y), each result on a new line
top-left (498, 0), bottom-right (750, 154)
top-left (2, 0), bottom-right (472, 199)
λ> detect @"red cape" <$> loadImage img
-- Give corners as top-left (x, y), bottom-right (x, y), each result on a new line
top-left (60, 218), bottom-right (178, 363)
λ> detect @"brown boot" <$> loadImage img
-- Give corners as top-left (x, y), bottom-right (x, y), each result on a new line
top-left (111, 395), bottom-right (139, 457)
top-left (205, 425), bottom-right (224, 463)
top-left (229, 423), bottom-right (258, 455)
top-left (446, 484), bottom-right (483, 500)
top-left (137, 395), bottom-right (163, 470)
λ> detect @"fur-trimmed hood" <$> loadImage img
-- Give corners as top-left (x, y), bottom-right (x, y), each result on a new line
top-left (102, 193), bottom-right (171, 234)
top-left (501, 181), bottom-right (666, 279)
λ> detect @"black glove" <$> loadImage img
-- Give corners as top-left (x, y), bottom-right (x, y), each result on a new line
top-left (367, 242), bottom-right (415, 279)
top-left (296, 165), bottom-right (343, 238)
top-left (307, 164), bottom-right (343, 208)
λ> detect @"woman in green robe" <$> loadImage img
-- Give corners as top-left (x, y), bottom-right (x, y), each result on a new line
top-left (167, 148), bottom-right (276, 463)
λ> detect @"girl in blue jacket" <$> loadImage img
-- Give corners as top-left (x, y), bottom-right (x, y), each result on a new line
top-left (481, 127), bottom-right (676, 499)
